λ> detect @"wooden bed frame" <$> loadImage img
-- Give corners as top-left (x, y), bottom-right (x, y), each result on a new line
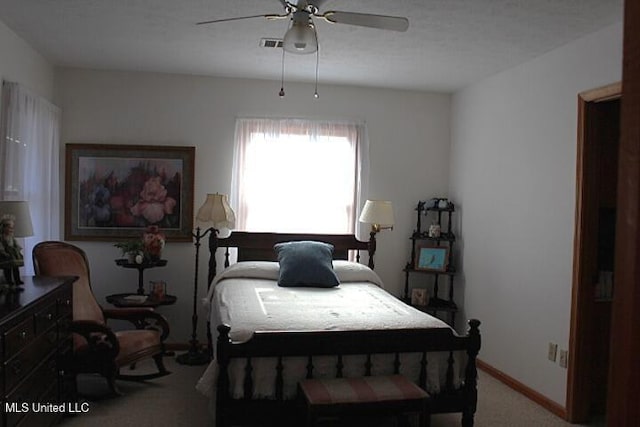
top-left (209, 231), bottom-right (481, 427)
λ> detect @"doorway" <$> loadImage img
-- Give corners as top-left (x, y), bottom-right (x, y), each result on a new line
top-left (567, 82), bottom-right (621, 423)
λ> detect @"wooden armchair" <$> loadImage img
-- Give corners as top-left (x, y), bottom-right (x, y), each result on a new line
top-left (32, 241), bottom-right (170, 395)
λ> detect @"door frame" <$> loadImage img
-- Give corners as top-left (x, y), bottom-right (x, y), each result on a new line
top-left (607, 0), bottom-right (640, 422)
top-left (567, 81), bottom-right (621, 422)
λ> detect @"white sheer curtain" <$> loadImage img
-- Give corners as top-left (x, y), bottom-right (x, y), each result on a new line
top-left (0, 82), bottom-right (61, 274)
top-left (231, 118), bottom-right (369, 236)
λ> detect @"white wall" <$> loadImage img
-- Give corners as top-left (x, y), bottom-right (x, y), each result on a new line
top-left (54, 68), bottom-right (451, 343)
top-left (0, 20), bottom-right (54, 100)
top-left (450, 22), bottom-right (623, 406)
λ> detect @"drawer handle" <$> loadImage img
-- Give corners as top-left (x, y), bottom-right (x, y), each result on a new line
top-left (20, 331), bottom-right (27, 340)
top-left (36, 313), bottom-right (54, 321)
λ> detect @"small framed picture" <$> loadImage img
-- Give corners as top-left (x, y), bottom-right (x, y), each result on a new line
top-left (149, 280), bottom-right (166, 300)
top-left (415, 244), bottom-right (449, 272)
top-left (411, 288), bottom-right (429, 306)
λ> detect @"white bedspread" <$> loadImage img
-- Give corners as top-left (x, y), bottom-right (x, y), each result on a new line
top-left (196, 261), bottom-right (458, 400)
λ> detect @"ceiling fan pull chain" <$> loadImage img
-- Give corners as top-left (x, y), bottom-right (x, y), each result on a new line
top-left (314, 29), bottom-right (320, 99)
top-left (279, 46), bottom-right (286, 98)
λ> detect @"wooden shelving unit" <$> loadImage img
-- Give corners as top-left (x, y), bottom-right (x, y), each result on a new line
top-left (404, 199), bottom-right (458, 326)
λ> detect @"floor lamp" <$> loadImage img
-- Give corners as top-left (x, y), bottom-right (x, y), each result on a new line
top-left (176, 193), bottom-right (235, 365)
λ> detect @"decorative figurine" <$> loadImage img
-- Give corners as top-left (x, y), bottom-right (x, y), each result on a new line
top-left (0, 215), bottom-right (24, 286)
top-left (428, 223), bottom-right (442, 238)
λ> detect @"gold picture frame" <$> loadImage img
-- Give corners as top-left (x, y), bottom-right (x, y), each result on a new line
top-left (65, 143), bottom-right (195, 241)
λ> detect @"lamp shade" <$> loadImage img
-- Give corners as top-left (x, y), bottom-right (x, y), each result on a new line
top-left (196, 193), bottom-right (236, 230)
top-left (283, 12), bottom-right (317, 54)
top-left (0, 201), bottom-right (33, 237)
top-left (359, 200), bottom-right (394, 228)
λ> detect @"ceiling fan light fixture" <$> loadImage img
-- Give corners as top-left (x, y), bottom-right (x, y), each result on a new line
top-left (283, 20), bottom-right (317, 54)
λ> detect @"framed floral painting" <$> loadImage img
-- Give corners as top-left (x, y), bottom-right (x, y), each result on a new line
top-left (65, 143), bottom-right (195, 241)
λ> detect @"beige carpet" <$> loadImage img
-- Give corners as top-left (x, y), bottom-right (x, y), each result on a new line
top-left (59, 357), bottom-right (601, 427)
top-left (60, 356), bottom-right (210, 427)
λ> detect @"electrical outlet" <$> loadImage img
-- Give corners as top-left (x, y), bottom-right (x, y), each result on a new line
top-left (548, 343), bottom-right (558, 362)
top-left (559, 350), bottom-right (568, 368)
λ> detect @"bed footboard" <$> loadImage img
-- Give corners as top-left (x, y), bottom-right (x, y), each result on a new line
top-left (215, 319), bottom-right (481, 427)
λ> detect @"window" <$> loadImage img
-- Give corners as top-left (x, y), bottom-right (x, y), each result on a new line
top-left (0, 83), bottom-right (60, 274)
top-left (232, 118), bottom-right (369, 234)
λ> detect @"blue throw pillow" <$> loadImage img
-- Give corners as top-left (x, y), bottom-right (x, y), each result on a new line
top-left (274, 241), bottom-right (340, 287)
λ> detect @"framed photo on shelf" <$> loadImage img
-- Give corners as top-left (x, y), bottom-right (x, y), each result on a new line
top-left (414, 244), bottom-right (449, 272)
top-left (65, 143), bottom-right (195, 241)
top-left (410, 288), bottom-right (429, 306)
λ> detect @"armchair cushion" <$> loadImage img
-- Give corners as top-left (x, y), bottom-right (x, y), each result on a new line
top-left (104, 307), bottom-right (170, 342)
top-left (114, 330), bottom-right (163, 366)
top-left (70, 319), bottom-right (120, 358)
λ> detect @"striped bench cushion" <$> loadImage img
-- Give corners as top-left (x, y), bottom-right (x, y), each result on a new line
top-left (300, 375), bottom-right (428, 405)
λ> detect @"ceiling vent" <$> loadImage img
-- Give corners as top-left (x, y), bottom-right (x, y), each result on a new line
top-left (260, 38), bottom-right (284, 48)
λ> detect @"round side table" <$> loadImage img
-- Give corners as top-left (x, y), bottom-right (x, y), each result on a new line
top-left (106, 292), bottom-right (177, 308)
top-left (115, 258), bottom-right (168, 295)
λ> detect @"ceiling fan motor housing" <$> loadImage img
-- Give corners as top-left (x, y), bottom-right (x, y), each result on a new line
top-left (283, 10), bottom-right (317, 54)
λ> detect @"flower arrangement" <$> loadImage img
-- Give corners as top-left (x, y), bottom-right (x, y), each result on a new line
top-left (114, 240), bottom-right (145, 262)
top-left (115, 225), bottom-right (166, 263)
top-left (142, 226), bottom-right (165, 261)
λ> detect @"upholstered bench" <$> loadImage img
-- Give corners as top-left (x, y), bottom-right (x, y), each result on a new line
top-left (298, 375), bottom-right (430, 427)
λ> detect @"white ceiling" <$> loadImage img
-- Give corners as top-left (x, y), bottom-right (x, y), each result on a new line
top-left (0, 0), bottom-right (623, 92)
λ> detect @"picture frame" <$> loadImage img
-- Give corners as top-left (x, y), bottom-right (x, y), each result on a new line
top-left (149, 280), bottom-right (167, 301)
top-left (65, 143), bottom-right (195, 242)
top-left (414, 244), bottom-right (449, 272)
top-left (410, 288), bottom-right (429, 306)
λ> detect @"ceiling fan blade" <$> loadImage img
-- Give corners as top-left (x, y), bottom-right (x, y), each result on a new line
top-left (197, 13), bottom-right (288, 25)
top-left (321, 11), bottom-right (409, 32)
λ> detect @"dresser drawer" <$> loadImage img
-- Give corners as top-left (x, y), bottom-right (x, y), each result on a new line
top-left (57, 294), bottom-right (72, 319)
top-left (4, 317), bottom-right (36, 360)
top-left (0, 277), bottom-right (76, 427)
top-left (58, 315), bottom-right (72, 342)
top-left (34, 302), bottom-right (58, 335)
top-left (5, 355), bottom-right (58, 427)
top-left (15, 383), bottom-right (60, 427)
top-left (4, 330), bottom-right (57, 394)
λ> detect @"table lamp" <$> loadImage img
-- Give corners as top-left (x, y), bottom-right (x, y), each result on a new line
top-left (0, 201), bottom-right (34, 288)
top-left (359, 200), bottom-right (394, 269)
top-left (176, 193), bottom-right (236, 366)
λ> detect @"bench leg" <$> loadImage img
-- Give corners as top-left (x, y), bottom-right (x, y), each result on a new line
top-left (420, 399), bottom-right (431, 427)
top-left (395, 414), bottom-right (406, 427)
top-left (419, 411), bottom-right (431, 427)
top-left (306, 408), bottom-right (315, 427)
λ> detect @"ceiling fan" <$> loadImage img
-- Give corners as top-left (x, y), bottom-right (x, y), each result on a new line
top-left (197, 0), bottom-right (410, 55)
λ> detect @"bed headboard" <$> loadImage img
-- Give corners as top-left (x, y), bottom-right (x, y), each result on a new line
top-left (214, 231), bottom-right (375, 270)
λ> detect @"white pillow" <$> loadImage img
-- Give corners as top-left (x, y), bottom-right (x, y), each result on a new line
top-left (213, 260), bottom-right (384, 288)
top-left (333, 260), bottom-right (385, 288)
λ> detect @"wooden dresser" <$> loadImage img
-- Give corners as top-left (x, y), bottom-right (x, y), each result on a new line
top-left (0, 276), bottom-right (76, 427)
